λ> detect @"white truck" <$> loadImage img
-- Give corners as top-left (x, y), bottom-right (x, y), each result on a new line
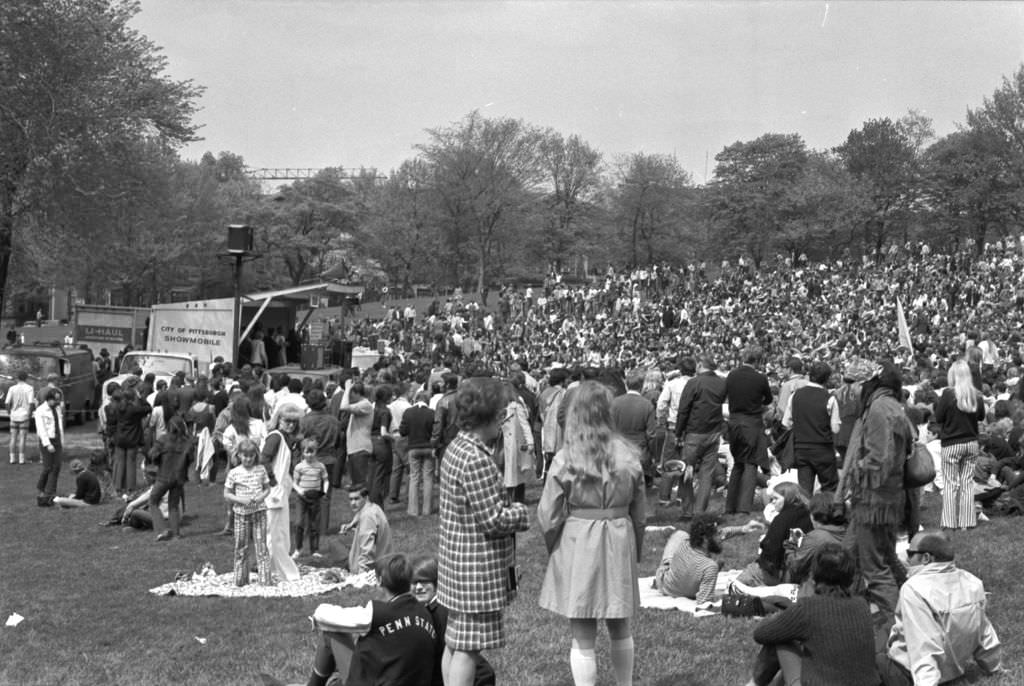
top-left (98, 350), bottom-right (199, 416)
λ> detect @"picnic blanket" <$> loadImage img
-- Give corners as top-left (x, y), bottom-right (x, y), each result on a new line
top-left (149, 566), bottom-right (377, 598)
top-left (638, 569), bottom-right (742, 617)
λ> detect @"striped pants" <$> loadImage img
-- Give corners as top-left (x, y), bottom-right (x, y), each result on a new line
top-left (940, 441), bottom-right (978, 529)
top-left (234, 509), bottom-right (272, 586)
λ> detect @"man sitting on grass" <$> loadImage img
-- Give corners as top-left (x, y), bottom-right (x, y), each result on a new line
top-left (53, 460), bottom-right (102, 508)
top-left (339, 484), bottom-right (392, 574)
top-left (877, 530), bottom-right (1002, 685)
top-left (306, 553), bottom-right (437, 686)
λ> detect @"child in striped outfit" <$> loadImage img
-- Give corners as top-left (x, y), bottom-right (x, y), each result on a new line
top-left (224, 438), bottom-right (272, 586)
top-left (292, 438), bottom-right (329, 559)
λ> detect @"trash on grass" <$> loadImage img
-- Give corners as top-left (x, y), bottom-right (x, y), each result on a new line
top-left (5, 613), bottom-right (25, 627)
top-left (194, 635), bottom-right (207, 645)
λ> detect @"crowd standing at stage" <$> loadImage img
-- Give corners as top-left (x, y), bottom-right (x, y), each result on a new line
top-left (17, 238), bottom-right (1024, 685)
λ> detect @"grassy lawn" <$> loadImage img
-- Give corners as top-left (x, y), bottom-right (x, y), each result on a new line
top-left (1, 441), bottom-right (1021, 686)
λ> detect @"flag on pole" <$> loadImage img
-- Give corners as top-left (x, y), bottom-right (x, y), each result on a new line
top-left (896, 296), bottom-right (913, 352)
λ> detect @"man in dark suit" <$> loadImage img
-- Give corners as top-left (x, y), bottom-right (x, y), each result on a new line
top-left (724, 346), bottom-right (773, 515)
top-left (611, 369), bottom-right (657, 485)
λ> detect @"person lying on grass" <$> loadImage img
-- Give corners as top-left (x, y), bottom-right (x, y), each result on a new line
top-left (653, 514), bottom-right (765, 603)
top-left (746, 543), bottom-right (878, 686)
top-left (52, 459), bottom-right (102, 508)
top-left (305, 553), bottom-right (437, 686)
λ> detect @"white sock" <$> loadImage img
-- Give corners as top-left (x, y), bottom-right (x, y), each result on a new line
top-left (609, 636), bottom-right (634, 686)
top-left (569, 646), bottom-right (597, 686)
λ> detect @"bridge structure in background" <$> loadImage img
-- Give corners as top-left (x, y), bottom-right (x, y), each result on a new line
top-left (243, 167), bottom-right (387, 181)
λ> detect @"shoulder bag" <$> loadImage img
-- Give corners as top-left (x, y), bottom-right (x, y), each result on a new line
top-left (904, 442), bottom-right (936, 489)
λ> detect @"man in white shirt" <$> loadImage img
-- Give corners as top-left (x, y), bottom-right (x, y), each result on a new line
top-left (5, 371), bottom-right (35, 464)
top-left (386, 383), bottom-right (412, 504)
top-left (655, 357), bottom-right (695, 505)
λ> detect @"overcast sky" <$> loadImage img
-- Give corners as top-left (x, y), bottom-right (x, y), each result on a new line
top-left (132, 1), bottom-right (1024, 182)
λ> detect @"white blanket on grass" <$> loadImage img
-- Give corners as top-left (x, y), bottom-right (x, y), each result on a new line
top-left (149, 568), bottom-right (376, 598)
top-left (638, 569), bottom-right (742, 617)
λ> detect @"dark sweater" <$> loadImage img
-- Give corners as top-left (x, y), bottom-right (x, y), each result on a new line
top-left (401, 404), bottom-right (436, 450)
top-left (74, 470), bottom-right (103, 505)
top-left (753, 594), bottom-right (879, 686)
top-left (726, 365), bottom-right (773, 416)
top-left (111, 400), bottom-right (152, 448)
top-left (758, 504), bottom-right (813, 577)
top-left (675, 371), bottom-right (727, 437)
top-left (934, 388), bottom-right (985, 446)
top-left (791, 386), bottom-right (833, 446)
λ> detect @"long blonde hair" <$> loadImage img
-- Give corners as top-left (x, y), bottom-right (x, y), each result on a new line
top-left (947, 360), bottom-right (981, 413)
top-left (563, 381), bottom-right (639, 481)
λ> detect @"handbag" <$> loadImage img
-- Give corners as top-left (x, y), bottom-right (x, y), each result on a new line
top-left (904, 442), bottom-right (936, 489)
top-left (721, 588), bottom-right (765, 618)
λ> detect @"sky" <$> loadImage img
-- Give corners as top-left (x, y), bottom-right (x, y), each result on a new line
top-left (132, 1), bottom-right (1024, 182)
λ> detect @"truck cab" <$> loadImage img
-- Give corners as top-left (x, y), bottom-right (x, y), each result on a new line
top-left (99, 351), bottom-right (199, 411)
top-left (0, 344), bottom-right (97, 424)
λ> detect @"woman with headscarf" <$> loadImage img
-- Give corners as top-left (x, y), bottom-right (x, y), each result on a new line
top-left (260, 402), bottom-right (302, 581)
top-left (839, 361), bottom-right (915, 619)
top-left (537, 381), bottom-right (647, 686)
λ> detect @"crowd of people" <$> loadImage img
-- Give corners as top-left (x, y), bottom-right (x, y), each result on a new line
top-left (10, 238), bottom-right (1024, 685)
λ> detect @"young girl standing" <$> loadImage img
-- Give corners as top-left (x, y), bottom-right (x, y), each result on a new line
top-left (224, 438), bottom-right (273, 586)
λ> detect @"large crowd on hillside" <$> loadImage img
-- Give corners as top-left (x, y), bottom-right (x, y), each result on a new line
top-left (19, 237), bottom-right (1024, 685)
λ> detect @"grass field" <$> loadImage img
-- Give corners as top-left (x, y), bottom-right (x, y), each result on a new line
top-left (1, 436), bottom-right (1020, 686)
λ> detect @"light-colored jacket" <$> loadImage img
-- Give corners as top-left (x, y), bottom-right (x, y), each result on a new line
top-left (33, 402), bottom-right (65, 448)
top-left (887, 561), bottom-right (1001, 684)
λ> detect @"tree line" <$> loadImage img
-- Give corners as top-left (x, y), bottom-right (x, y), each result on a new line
top-left (3, 1), bottom-right (1024, 311)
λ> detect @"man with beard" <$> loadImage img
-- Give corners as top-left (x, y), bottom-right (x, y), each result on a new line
top-left (653, 514), bottom-right (760, 603)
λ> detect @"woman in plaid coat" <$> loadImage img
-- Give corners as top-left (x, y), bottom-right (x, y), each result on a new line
top-left (438, 377), bottom-right (531, 686)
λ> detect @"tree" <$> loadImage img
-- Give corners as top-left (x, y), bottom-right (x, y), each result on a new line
top-left (0, 0), bottom-right (201, 317)
top-left (775, 152), bottom-right (868, 261)
top-left (610, 153), bottom-right (691, 266)
top-left (707, 133), bottom-right (809, 267)
top-left (967, 64), bottom-right (1024, 164)
top-left (254, 169), bottom-right (362, 288)
top-left (835, 118), bottom-right (920, 254)
top-left (922, 128), bottom-right (1021, 251)
top-left (417, 112), bottom-right (544, 302)
top-left (537, 130), bottom-right (603, 271)
top-left (363, 159), bottom-right (446, 296)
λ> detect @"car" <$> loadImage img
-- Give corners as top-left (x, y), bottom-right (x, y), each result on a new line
top-left (0, 343), bottom-right (97, 424)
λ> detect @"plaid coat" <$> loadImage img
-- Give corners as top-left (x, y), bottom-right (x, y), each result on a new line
top-left (438, 431), bottom-right (530, 614)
